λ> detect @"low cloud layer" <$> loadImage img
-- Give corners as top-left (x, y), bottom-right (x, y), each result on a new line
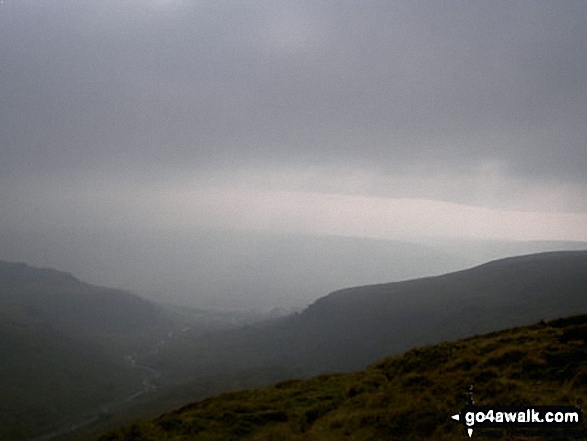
top-left (1, 1), bottom-right (586, 305)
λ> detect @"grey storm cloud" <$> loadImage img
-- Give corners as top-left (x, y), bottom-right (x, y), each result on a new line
top-left (1, 0), bottom-right (587, 309)
top-left (1, 0), bottom-right (586, 185)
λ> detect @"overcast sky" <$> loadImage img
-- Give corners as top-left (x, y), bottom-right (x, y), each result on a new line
top-left (1, 1), bottom-right (586, 306)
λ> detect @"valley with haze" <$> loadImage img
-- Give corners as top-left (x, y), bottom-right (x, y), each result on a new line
top-left (1, 1), bottom-right (586, 439)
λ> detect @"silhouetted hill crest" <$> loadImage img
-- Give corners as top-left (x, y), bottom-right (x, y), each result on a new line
top-left (0, 260), bottom-right (80, 285)
top-left (0, 260), bottom-right (172, 334)
top-left (151, 251), bottom-right (587, 379)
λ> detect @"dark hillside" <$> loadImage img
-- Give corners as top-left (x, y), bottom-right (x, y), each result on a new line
top-left (98, 314), bottom-right (587, 440)
top-left (152, 251), bottom-right (587, 378)
top-left (0, 261), bottom-right (175, 440)
top-left (0, 261), bottom-right (172, 340)
top-left (294, 250), bottom-right (587, 370)
top-left (0, 318), bottom-right (138, 440)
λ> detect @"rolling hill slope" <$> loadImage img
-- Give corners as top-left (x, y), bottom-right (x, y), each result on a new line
top-left (0, 261), bottom-right (173, 350)
top-left (98, 314), bottom-right (587, 440)
top-left (151, 251), bottom-right (587, 379)
top-left (0, 261), bottom-right (175, 440)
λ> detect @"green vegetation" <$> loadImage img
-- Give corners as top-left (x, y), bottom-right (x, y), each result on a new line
top-left (3, 252), bottom-right (586, 440)
top-left (99, 315), bottom-right (587, 440)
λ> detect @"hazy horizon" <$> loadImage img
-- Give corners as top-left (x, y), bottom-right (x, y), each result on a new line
top-left (1, 1), bottom-right (586, 308)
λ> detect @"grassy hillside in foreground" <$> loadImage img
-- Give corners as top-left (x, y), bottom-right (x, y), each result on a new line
top-left (99, 314), bottom-right (587, 441)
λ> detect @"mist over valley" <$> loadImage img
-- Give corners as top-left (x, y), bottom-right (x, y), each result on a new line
top-left (1, 0), bottom-right (587, 439)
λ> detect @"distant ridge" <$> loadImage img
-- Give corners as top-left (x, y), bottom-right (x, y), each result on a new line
top-left (0, 260), bottom-right (80, 284)
top-left (453, 249), bottom-right (587, 273)
top-left (288, 250), bottom-right (587, 371)
top-left (152, 250), bottom-right (587, 379)
top-left (0, 260), bottom-right (171, 336)
top-left (321, 250), bottom-right (587, 299)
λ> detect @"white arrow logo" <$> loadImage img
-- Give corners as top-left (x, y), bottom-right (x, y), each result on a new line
top-left (451, 413), bottom-right (473, 437)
